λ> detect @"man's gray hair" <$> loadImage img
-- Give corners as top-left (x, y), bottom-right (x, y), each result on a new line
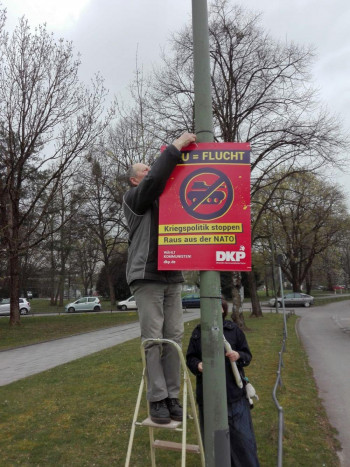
top-left (126, 165), bottom-right (137, 187)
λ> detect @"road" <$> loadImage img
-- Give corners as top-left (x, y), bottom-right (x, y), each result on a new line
top-left (296, 300), bottom-right (350, 466)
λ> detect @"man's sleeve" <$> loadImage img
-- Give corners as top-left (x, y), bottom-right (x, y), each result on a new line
top-left (186, 329), bottom-right (202, 376)
top-left (125, 144), bottom-right (182, 215)
top-left (235, 329), bottom-right (253, 368)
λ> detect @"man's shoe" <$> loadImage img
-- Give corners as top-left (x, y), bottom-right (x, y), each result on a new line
top-left (149, 400), bottom-right (171, 424)
top-left (166, 398), bottom-right (183, 421)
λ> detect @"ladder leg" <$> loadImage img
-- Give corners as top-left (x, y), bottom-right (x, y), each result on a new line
top-left (125, 369), bottom-right (146, 467)
top-left (181, 377), bottom-right (188, 467)
top-left (149, 426), bottom-right (156, 467)
top-left (185, 361), bottom-right (206, 466)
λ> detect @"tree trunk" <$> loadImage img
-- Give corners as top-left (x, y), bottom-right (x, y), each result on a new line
top-left (231, 271), bottom-right (248, 330)
top-left (58, 252), bottom-right (65, 306)
top-left (58, 275), bottom-right (64, 306)
top-left (263, 261), bottom-right (270, 297)
top-left (104, 259), bottom-right (116, 305)
top-left (305, 269), bottom-right (313, 294)
top-left (49, 236), bottom-right (56, 306)
top-left (9, 253), bottom-right (21, 326)
top-left (247, 270), bottom-right (263, 318)
top-left (108, 273), bottom-right (116, 305)
top-left (326, 265), bottom-right (334, 291)
top-left (7, 188), bottom-right (21, 325)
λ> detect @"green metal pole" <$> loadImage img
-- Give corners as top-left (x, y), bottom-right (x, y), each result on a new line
top-left (191, 1), bottom-right (230, 465)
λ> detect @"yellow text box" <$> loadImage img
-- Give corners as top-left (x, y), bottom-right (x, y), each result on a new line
top-left (159, 223), bottom-right (242, 234)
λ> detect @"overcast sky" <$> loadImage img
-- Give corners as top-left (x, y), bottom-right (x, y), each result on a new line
top-left (5, 0), bottom-right (350, 202)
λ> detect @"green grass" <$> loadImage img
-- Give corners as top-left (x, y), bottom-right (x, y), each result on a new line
top-left (0, 313), bottom-right (340, 466)
top-left (0, 312), bottom-right (138, 350)
top-left (314, 294), bottom-right (350, 306)
top-left (247, 313), bottom-right (340, 466)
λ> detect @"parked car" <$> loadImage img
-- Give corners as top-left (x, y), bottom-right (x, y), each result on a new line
top-left (65, 297), bottom-right (102, 313)
top-left (182, 293), bottom-right (200, 309)
top-left (0, 298), bottom-right (31, 315)
top-left (269, 293), bottom-right (314, 308)
top-left (117, 296), bottom-right (137, 311)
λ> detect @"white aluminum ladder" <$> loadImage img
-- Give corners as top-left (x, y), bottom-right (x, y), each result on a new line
top-left (125, 338), bottom-right (205, 467)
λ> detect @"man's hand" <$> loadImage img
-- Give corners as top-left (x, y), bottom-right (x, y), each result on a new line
top-left (198, 362), bottom-right (203, 373)
top-left (172, 132), bottom-right (196, 151)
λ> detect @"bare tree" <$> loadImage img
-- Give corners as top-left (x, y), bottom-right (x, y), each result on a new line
top-left (312, 224), bottom-right (350, 291)
top-left (138, 0), bottom-right (349, 315)
top-left (47, 182), bottom-right (83, 306)
top-left (0, 15), bottom-right (113, 324)
top-left (109, 56), bottom-right (164, 173)
top-left (256, 172), bottom-right (348, 294)
top-left (78, 145), bottom-right (127, 305)
top-left (74, 235), bottom-right (100, 296)
top-left (338, 226), bottom-right (350, 288)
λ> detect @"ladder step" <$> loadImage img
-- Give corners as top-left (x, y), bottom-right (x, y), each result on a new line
top-left (140, 417), bottom-right (182, 429)
top-left (153, 439), bottom-right (201, 454)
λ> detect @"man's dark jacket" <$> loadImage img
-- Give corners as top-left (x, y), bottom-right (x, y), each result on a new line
top-left (186, 320), bottom-right (252, 405)
top-left (123, 144), bottom-right (184, 285)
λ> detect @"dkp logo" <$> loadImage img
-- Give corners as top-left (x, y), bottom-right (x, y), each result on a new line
top-left (216, 251), bottom-right (246, 262)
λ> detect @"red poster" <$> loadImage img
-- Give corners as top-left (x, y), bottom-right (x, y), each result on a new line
top-left (158, 142), bottom-right (251, 271)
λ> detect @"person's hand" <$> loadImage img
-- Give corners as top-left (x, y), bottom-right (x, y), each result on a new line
top-left (198, 362), bottom-right (203, 373)
top-left (226, 350), bottom-right (240, 362)
top-left (172, 132), bottom-right (196, 150)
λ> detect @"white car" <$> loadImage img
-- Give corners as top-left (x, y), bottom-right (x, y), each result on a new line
top-left (0, 298), bottom-right (31, 315)
top-left (65, 297), bottom-right (102, 313)
top-left (117, 296), bottom-right (137, 311)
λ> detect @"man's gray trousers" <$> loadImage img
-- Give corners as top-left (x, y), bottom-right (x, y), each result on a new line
top-left (130, 281), bottom-right (184, 402)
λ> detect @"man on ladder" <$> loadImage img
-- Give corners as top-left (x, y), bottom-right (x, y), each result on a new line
top-left (123, 131), bottom-right (197, 424)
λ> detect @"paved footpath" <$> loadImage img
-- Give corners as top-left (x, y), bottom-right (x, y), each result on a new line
top-left (0, 310), bottom-right (200, 387)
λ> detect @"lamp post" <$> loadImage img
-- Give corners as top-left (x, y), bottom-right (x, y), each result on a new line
top-left (192, 1), bottom-right (230, 465)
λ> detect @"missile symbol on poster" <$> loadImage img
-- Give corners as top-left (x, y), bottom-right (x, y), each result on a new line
top-left (158, 142), bottom-right (251, 271)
